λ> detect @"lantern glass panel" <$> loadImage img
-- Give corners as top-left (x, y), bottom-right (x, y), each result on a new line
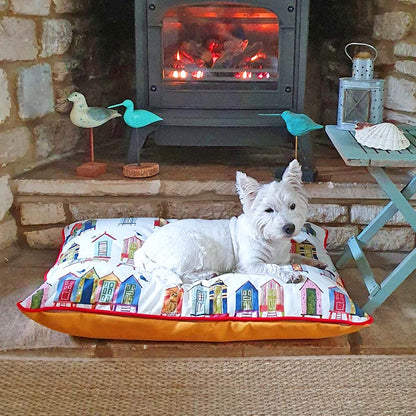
top-left (343, 88), bottom-right (371, 123)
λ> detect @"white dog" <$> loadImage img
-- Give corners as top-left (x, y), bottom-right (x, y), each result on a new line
top-left (135, 159), bottom-right (315, 284)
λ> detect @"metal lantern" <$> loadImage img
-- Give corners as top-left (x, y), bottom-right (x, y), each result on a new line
top-left (337, 43), bottom-right (385, 130)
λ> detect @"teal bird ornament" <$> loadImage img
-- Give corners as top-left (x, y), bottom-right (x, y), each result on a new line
top-left (108, 99), bottom-right (162, 128)
top-left (260, 110), bottom-right (323, 160)
top-left (67, 92), bottom-right (121, 177)
top-left (107, 99), bottom-right (163, 178)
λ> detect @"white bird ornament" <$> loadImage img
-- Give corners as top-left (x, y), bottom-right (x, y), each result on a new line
top-left (67, 92), bottom-right (121, 177)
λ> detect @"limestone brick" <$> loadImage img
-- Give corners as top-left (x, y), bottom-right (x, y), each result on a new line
top-left (0, 69), bottom-right (11, 124)
top-left (10, 0), bottom-right (50, 15)
top-left (69, 201), bottom-right (161, 220)
top-left (33, 115), bottom-right (81, 159)
top-left (21, 202), bottom-right (66, 225)
top-left (395, 60), bottom-right (416, 78)
top-left (167, 200), bottom-right (242, 219)
top-left (0, 127), bottom-right (31, 165)
top-left (365, 227), bottom-right (414, 251)
top-left (394, 42), bottom-right (416, 58)
top-left (0, 214), bottom-right (17, 251)
top-left (351, 205), bottom-right (407, 225)
top-left (40, 19), bottom-right (73, 58)
top-left (0, 175), bottom-right (13, 222)
top-left (17, 64), bottom-right (54, 120)
top-left (0, 17), bottom-right (37, 62)
top-left (385, 76), bottom-right (416, 113)
top-left (52, 59), bottom-right (80, 82)
top-left (384, 109), bottom-right (416, 125)
top-left (53, 0), bottom-right (88, 13)
top-left (373, 12), bottom-right (412, 41)
top-left (24, 227), bottom-right (63, 249)
top-left (307, 204), bottom-right (348, 224)
top-left (325, 226), bottom-right (360, 252)
top-left (0, 1), bottom-right (9, 12)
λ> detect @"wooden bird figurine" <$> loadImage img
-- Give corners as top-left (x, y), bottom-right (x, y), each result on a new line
top-left (108, 99), bottom-right (162, 128)
top-left (108, 99), bottom-right (163, 178)
top-left (260, 110), bottom-right (323, 159)
top-left (67, 92), bottom-right (121, 177)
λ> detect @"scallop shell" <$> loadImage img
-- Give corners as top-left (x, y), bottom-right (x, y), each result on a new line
top-left (354, 123), bottom-right (410, 151)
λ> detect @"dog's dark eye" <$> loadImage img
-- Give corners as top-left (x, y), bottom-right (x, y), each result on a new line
top-left (290, 203), bottom-right (296, 210)
top-left (265, 208), bottom-right (274, 213)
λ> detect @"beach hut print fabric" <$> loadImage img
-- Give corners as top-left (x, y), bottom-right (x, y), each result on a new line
top-left (299, 278), bottom-right (323, 317)
top-left (260, 279), bottom-right (284, 317)
top-left (209, 280), bottom-right (227, 316)
top-left (18, 218), bottom-right (372, 341)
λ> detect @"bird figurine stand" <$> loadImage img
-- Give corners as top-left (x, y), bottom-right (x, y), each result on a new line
top-left (76, 128), bottom-right (108, 177)
top-left (259, 110), bottom-right (323, 182)
top-left (108, 99), bottom-right (162, 178)
top-left (67, 92), bottom-right (121, 178)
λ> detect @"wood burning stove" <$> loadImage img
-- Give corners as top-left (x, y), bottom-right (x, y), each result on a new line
top-left (135, 0), bottom-right (311, 171)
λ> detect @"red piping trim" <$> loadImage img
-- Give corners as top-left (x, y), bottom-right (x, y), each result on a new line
top-left (17, 302), bottom-right (373, 326)
top-left (323, 227), bottom-right (329, 250)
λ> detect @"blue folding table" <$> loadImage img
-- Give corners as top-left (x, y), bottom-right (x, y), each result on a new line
top-left (325, 125), bottom-right (416, 313)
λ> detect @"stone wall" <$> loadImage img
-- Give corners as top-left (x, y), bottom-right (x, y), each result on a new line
top-left (0, 0), bottom-right (134, 250)
top-left (373, 0), bottom-right (416, 124)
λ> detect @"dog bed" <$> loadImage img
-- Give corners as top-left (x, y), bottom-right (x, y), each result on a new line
top-left (18, 217), bottom-right (372, 341)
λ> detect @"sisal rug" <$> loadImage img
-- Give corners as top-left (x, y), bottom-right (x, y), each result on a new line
top-left (1, 355), bottom-right (415, 415)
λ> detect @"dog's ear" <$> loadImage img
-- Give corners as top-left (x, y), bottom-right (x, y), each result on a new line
top-left (236, 171), bottom-right (260, 210)
top-left (282, 159), bottom-right (303, 187)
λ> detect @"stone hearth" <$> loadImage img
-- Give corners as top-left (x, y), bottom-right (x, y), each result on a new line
top-left (10, 138), bottom-right (416, 254)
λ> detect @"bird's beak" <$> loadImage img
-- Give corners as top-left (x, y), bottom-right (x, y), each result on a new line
top-left (108, 103), bottom-right (122, 109)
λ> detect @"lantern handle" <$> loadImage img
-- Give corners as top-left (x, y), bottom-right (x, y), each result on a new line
top-left (345, 42), bottom-right (378, 62)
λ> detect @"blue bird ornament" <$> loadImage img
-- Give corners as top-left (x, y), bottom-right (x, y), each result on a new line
top-left (108, 99), bottom-right (162, 128)
top-left (259, 110), bottom-right (323, 159)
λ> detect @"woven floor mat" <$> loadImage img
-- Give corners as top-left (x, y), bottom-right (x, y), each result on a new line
top-left (2, 355), bottom-right (415, 415)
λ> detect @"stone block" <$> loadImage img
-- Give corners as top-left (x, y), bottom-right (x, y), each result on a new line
top-left (0, 127), bottom-right (31, 165)
top-left (395, 60), bottom-right (416, 78)
top-left (384, 109), bottom-right (416, 125)
top-left (53, 0), bottom-right (88, 13)
top-left (167, 200), bottom-right (242, 219)
top-left (0, 214), bottom-right (17, 251)
top-left (0, 1), bottom-right (8, 12)
top-left (373, 12), bottom-right (412, 41)
top-left (0, 17), bottom-right (37, 61)
top-left (394, 42), bottom-right (416, 58)
top-left (69, 201), bottom-right (161, 220)
top-left (325, 226), bottom-right (360, 252)
top-left (10, 0), bottom-right (50, 15)
top-left (24, 227), bottom-right (63, 249)
top-left (21, 202), bottom-right (66, 225)
top-left (365, 227), bottom-right (414, 251)
top-left (351, 204), bottom-right (407, 225)
top-left (385, 76), bottom-right (416, 113)
top-left (33, 115), bottom-right (81, 158)
top-left (17, 64), bottom-right (54, 120)
top-left (307, 204), bottom-right (348, 224)
top-left (40, 19), bottom-right (73, 58)
top-left (0, 69), bottom-right (11, 124)
top-left (0, 175), bottom-right (13, 222)
top-left (52, 59), bottom-right (80, 82)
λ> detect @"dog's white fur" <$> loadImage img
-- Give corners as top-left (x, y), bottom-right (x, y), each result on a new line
top-left (135, 159), bottom-right (309, 284)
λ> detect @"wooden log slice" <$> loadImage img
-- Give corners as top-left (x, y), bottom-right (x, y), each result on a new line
top-left (123, 162), bottom-right (160, 178)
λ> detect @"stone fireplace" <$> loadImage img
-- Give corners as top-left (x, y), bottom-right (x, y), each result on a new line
top-left (1, 0), bottom-right (416, 252)
top-left (136, 0), bottom-right (309, 149)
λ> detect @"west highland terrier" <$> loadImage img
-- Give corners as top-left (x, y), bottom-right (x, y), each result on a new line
top-left (135, 159), bottom-right (319, 284)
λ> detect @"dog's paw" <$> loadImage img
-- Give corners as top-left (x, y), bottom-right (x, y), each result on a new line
top-left (313, 260), bottom-right (327, 270)
top-left (281, 271), bottom-right (304, 284)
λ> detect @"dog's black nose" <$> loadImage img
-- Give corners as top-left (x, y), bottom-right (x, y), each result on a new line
top-left (283, 223), bottom-right (295, 236)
